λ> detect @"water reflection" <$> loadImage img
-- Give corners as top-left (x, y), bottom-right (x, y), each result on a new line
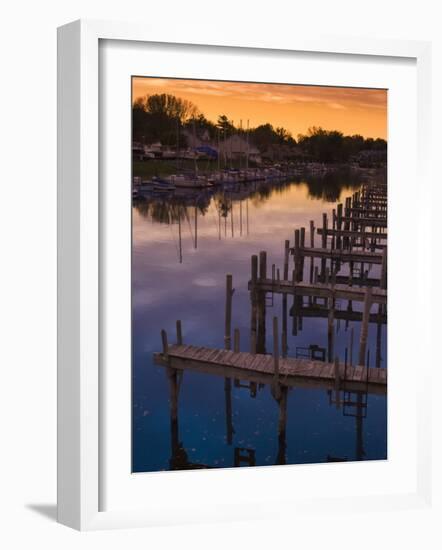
top-left (166, 363), bottom-right (372, 469)
top-left (132, 173), bottom-right (387, 472)
top-left (134, 174), bottom-right (363, 225)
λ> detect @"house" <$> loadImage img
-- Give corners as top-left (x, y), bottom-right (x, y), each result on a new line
top-left (181, 128), bottom-right (211, 148)
top-left (218, 135), bottom-right (262, 163)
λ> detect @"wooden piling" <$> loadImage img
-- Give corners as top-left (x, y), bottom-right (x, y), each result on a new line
top-left (161, 329), bottom-right (169, 359)
top-left (259, 250), bottom-right (267, 280)
top-left (224, 274), bottom-right (233, 351)
top-left (300, 227), bottom-right (306, 278)
top-left (294, 229), bottom-right (301, 282)
top-left (380, 246), bottom-right (387, 289)
top-left (224, 377), bottom-right (234, 445)
top-left (358, 287), bottom-right (373, 366)
top-left (176, 320), bottom-right (183, 345)
top-left (321, 214), bottom-right (328, 276)
top-left (250, 257), bottom-right (258, 354)
top-left (337, 203), bottom-right (344, 249)
top-left (251, 332), bottom-right (257, 355)
top-left (273, 316), bottom-right (280, 381)
top-left (276, 386), bottom-right (288, 465)
top-left (234, 328), bottom-right (240, 353)
top-left (310, 220), bottom-right (315, 248)
top-left (309, 221), bottom-right (315, 284)
top-left (327, 296), bottom-right (335, 362)
top-left (251, 254), bottom-right (258, 284)
top-left (349, 326), bottom-right (354, 367)
top-left (283, 240), bottom-right (289, 280)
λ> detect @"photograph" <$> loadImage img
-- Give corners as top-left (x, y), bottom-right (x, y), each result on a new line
top-left (131, 77), bottom-right (388, 473)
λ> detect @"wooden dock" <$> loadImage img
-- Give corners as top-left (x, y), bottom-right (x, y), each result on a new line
top-left (317, 228), bottom-right (388, 240)
top-left (154, 344), bottom-right (387, 395)
top-left (293, 305), bottom-right (387, 324)
top-left (248, 279), bottom-right (387, 305)
top-left (290, 246), bottom-right (383, 265)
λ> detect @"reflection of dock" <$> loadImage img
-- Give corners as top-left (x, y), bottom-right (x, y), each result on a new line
top-left (154, 344), bottom-right (386, 395)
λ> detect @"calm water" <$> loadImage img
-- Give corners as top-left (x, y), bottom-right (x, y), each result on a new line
top-left (132, 174), bottom-right (387, 472)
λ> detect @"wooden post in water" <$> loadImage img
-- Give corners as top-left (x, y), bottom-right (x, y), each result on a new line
top-left (257, 252), bottom-right (267, 354)
top-left (309, 220), bottom-right (315, 286)
top-left (194, 205), bottom-right (198, 249)
top-left (224, 275), bottom-right (234, 444)
top-left (259, 250), bottom-right (267, 280)
top-left (327, 297), bottom-right (335, 363)
top-left (273, 316), bottom-right (280, 383)
top-left (376, 304), bottom-right (382, 368)
top-left (300, 227), bottom-right (306, 279)
top-left (380, 246), bottom-right (387, 290)
top-left (322, 213), bottom-right (327, 248)
top-left (358, 287), bottom-right (373, 366)
top-left (336, 203), bottom-right (343, 250)
top-left (325, 266), bottom-right (330, 285)
top-left (250, 255), bottom-right (258, 354)
top-left (321, 213), bottom-right (328, 278)
top-left (222, 270), bottom-right (233, 440)
top-left (224, 274), bottom-right (233, 351)
top-left (272, 316), bottom-right (282, 402)
top-left (291, 269), bottom-right (297, 336)
top-left (282, 280), bottom-right (288, 358)
top-left (331, 209), bottom-right (336, 250)
top-left (161, 329), bottom-right (169, 360)
top-left (234, 328), bottom-right (240, 353)
top-left (283, 240), bottom-right (290, 280)
top-left (294, 229), bottom-right (300, 282)
top-left (276, 385), bottom-right (288, 465)
top-left (251, 254), bottom-right (258, 284)
top-left (176, 320), bottom-right (183, 345)
top-left (344, 197), bottom-right (351, 248)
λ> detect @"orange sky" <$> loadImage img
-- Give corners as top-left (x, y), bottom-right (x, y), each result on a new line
top-left (132, 77), bottom-right (387, 140)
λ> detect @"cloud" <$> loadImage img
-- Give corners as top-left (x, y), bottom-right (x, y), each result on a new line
top-left (133, 77), bottom-right (386, 113)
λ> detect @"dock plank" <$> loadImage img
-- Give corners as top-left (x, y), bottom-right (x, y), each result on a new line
top-left (153, 344), bottom-right (387, 395)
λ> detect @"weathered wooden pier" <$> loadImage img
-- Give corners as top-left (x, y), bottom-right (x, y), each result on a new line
top-left (154, 343), bottom-right (386, 395)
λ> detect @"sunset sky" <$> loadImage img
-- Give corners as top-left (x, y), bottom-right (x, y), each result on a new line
top-left (132, 77), bottom-right (387, 140)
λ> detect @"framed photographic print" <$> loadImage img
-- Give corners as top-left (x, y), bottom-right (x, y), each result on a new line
top-left (57, 20), bottom-right (432, 530)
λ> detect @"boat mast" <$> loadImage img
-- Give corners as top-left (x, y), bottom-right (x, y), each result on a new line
top-left (217, 128), bottom-right (220, 171)
top-left (239, 119), bottom-right (242, 171)
top-left (178, 208), bottom-right (183, 263)
top-left (176, 117), bottom-right (179, 171)
top-left (246, 119), bottom-right (250, 170)
top-left (194, 205), bottom-right (198, 249)
top-left (193, 119), bottom-right (198, 175)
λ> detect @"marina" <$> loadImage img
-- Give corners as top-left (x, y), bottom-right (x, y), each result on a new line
top-left (132, 78), bottom-right (387, 473)
top-left (133, 174), bottom-right (387, 471)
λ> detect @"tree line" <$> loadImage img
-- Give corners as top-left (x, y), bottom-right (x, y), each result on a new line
top-left (133, 93), bottom-right (387, 163)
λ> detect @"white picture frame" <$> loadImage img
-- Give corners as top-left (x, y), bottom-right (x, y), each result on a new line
top-left (57, 19), bottom-right (433, 531)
